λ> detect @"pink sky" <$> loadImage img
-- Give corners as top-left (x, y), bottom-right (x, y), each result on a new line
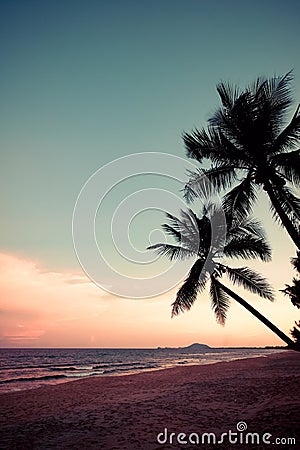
top-left (0, 251), bottom-right (297, 348)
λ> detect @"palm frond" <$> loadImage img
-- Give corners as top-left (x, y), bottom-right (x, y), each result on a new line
top-left (216, 81), bottom-right (240, 110)
top-left (227, 217), bottom-right (267, 241)
top-left (164, 210), bottom-right (200, 251)
top-left (147, 243), bottom-right (196, 261)
top-left (224, 236), bottom-right (272, 262)
top-left (254, 71), bottom-right (294, 137)
top-left (208, 94), bottom-right (257, 156)
top-left (281, 278), bottom-right (300, 308)
top-left (183, 127), bottom-right (217, 163)
top-left (291, 251), bottom-right (300, 273)
top-left (171, 259), bottom-right (207, 316)
top-left (180, 209), bottom-right (202, 250)
top-left (223, 173), bottom-right (257, 220)
top-left (184, 165), bottom-right (238, 203)
top-left (183, 127), bottom-right (244, 165)
top-left (224, 266), bottom-right (274, 300)
top-left (272, 104), bottom-right (300, 153)
top-left (161, 224), bottom-right (182, 243)
top-left (209, 275), bottom-right (231, 325)
top-left (270, 184), bottom-right (300, 224)
top-left (250, 75), bottom-right (267, 97)
top-left (267, 70), bottom-right (294, 112)
top-left (227, 91), bottom-right (256, 148)
top-left (164, 212), bottom-right (185, 231)
top-left (271, 149), bottom-right (300, 185)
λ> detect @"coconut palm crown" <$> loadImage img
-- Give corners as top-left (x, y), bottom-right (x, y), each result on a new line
top-left (148, 206), bottom-right (295, 347)
top-left (183, 71), bottom-right (300, 249)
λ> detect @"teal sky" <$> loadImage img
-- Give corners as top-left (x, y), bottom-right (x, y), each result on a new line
top-left (1, 0), bottom-right (300, 271)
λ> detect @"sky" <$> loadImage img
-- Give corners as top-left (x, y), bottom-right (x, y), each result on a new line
top-left (0, 0), bottom-right (300, 348)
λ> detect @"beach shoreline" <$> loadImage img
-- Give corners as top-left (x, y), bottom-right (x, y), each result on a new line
top-left (1, 351), bottom-right (299, 449)
top-left (0, 346), bottom-right (278, 394)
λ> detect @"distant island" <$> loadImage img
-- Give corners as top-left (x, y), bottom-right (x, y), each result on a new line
top-left (157, 343), bottom-right (211, 352)
top-left (156, 343), bottom-right (287, 352)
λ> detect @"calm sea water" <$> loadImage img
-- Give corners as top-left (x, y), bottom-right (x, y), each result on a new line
top-left (0, 347), bottom-right (279, 393)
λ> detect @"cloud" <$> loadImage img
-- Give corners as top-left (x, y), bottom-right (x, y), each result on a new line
top-left (0, 252), bottom-right (111, 346)
top-left (0, 252), bottom-right (297, 348)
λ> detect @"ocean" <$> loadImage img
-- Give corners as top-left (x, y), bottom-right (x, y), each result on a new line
top-left (0, 346), bottom-right (280, 393)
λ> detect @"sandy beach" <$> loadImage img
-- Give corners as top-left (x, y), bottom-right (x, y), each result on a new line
top-left (1, 351), bottom-right (299, 450)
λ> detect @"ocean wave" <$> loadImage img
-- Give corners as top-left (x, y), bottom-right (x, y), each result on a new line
top-left (50, 366), bottom-right (93, 371)
top-left (1, 363), bottom-right (95, 372)
top-left (0, 374), bottom-right (68, 384)
top-left (102, 364), bottom-right (157, 374)
top-left (93, 361), bottom-right (156, 370)
top-left (64, 371), bottom-right (101, 378)
top-left (0, 371), bottom-right (104, 384)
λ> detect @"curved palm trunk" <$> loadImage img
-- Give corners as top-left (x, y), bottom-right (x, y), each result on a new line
top-left (217, 280), bottom-right (298, 350)
top-left (264, 181), bottom-right (300, 250)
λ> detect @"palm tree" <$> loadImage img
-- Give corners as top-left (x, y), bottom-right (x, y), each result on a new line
top-left (291, 251), bottom-right (300, 273)
top-left (285, 252), bottom-right (300, 348)
top-left (148, 206), bottom-right (296, 348)
top-left (290, 321), bottom-right (300, 346)
top-left (183, 71), bottom-right (300, 249)
top-left (282, 279), bottom-right (300, 308)
top-left (281, 251), bottom-right (300, 308)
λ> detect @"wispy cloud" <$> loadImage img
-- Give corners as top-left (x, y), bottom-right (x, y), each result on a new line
top-left (0, 252), bottom-right (296, 348)
top-left (0, 252), bottom-right (111, 346)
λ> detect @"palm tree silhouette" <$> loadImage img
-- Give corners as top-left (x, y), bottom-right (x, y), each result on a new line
top-left (148, 206), bottom-right (295, 348)
top-left (281, 251), bottom-right (300, 308)
top-left (183, 71), bottom-right (300, 249)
